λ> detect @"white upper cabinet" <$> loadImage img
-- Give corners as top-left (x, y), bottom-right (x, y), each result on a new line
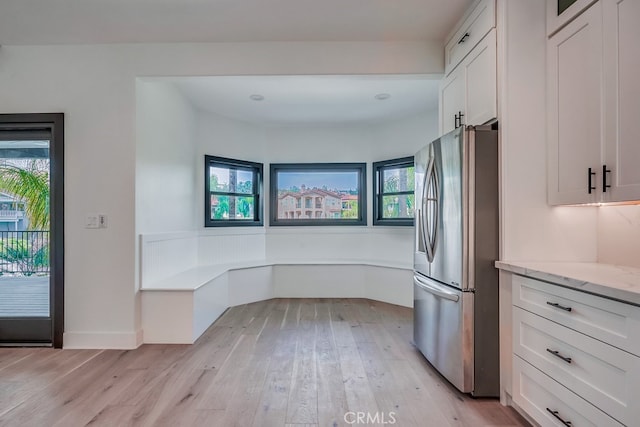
top-left (463, 30), bottom-right (497, 129)
top-left (440, 65), bottom-right (465, 135)
top-left (440, 0), bottom-right (497, 136)
top-left (602, 0), bottom-right (640, 202)
top-left (548, 0), bottom-right (640, 205)
top-left (444, 0), bottom-right (496, 76)
top-left (547, 2), bottom-right (602, 205)
top-left (547, 0), bottom-right (598, 36)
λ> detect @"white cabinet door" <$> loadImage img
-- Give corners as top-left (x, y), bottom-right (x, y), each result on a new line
top-left (440, 65), bottom-right (465, 135)
top-left (440, 29), bottom-right (497, 136)
top-left (464, 29), bottom-right (497, 129)
top-left (547, 0), bottom-right (598, 36)
top-left (603, 0), bottom-right (640, 202)
top-left (547, 2), bottom-right (603, 205)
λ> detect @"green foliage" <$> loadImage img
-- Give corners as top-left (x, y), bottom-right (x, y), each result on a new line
top-left (383, 166), bottom-right (414, 193)
top-left (213, 196), bottom-right (229, 220)
top-left (341, 200), bottom-right (358, 219)
top-left (0, 237), bottom-right (48, 275)
top-left (0, 162), bottom-right (50, 230)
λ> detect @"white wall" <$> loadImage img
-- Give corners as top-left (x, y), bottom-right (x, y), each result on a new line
top-left (0, 41), bottom-right (442, 348)
top-left (598, 205), bottom-right (640, 268)
top-left (498, 0), bottom-right (597, 262)
top-left (136, 80), bottom-right (198, 235)
top-left (195, 107), bottom-right (437, 266)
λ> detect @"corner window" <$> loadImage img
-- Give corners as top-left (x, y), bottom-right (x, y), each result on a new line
top-left (205, 155), bottom-right (263, 227)
top-left (373, 156), bottom-right (414, 226)
top-left (270, 163), bottom-right (366, 226)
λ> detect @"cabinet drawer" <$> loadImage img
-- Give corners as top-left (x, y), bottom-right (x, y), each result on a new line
top-left (513, 274), bottom-right (640, 356)
top-left (514, 307), bottom-right (639, 426)
top-left (444, 0), bottom-right (495, 76)
top-left (513, 356), bottom-right (623, 427)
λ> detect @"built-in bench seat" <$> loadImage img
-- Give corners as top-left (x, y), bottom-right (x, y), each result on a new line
top-left (139, 232), bottom-right (413, 344)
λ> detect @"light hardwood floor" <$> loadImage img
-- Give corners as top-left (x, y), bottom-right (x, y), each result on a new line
top-left (0, 299), bottom-right (528, 426)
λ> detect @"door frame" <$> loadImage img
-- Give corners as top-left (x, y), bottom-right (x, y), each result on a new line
top-left (0, 113), bottom-right (64, 348)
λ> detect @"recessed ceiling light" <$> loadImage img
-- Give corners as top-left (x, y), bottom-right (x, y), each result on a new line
top-left (374, 93), bottom-right (391, 101)
top-left (249, 94), bottom-right (264, 101)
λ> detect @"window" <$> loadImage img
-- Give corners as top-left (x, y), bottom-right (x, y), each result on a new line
top-left (270, 163), bottom-right (366, 226)
top-left (373, 156), bottom-right (414, 226)
top-left (204, 155), bottom-right (263, 227)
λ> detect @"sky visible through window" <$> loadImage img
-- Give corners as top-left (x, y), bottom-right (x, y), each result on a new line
top-left (277, 171), bottom-right (358, 191)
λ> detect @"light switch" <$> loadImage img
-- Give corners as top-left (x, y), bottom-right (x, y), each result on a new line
top-left (85, 214), bottom-right (99, 229)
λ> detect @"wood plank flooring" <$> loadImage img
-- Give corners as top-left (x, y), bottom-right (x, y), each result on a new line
top-left (0, 298), bottom-right (529, 426)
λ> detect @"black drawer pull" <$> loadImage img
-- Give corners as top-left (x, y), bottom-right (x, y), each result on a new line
top-left (546, 408), bottom-right (572, 426)
top-left (547, 348), bottom-right (572, 364)
top-left (547, 301), bottom-right (572, 312)
top-left (458, 32), bottom-right (470, 44)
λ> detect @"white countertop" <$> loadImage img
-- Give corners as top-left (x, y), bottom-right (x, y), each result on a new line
top-left (495, 261), bottom-right (640, 306)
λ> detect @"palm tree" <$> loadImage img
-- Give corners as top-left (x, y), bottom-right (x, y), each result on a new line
top-left (0, 161), bottom-right (49, 230)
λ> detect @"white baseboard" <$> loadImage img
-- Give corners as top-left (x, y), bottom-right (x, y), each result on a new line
top-left (63, 331), bottom-right (142, 349)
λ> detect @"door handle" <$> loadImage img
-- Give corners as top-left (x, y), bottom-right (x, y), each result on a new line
top-left (588, 167), bottom-right (596, 194)
top-left (603, 164), bottom-right (611, 192)
top-left (414, 275), bottom-right (459, 302)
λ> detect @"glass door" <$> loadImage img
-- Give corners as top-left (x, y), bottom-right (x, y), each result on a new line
top-left (0, 114), bottom-right (64, 347)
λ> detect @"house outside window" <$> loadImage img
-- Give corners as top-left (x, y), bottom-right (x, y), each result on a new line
top-left (373, 156), bottom-right (414, 226)
top-left (270, 163), bottom-right (366, 226)
top-left (204, 155), bottom-right (263, 227)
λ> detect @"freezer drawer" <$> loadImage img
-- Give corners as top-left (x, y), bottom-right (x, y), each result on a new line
top-left (413, 273), bottom-right (473, 393)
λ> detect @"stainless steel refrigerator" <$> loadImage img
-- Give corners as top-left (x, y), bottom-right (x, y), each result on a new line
top-left (413, 124), bottom-right (499, 397)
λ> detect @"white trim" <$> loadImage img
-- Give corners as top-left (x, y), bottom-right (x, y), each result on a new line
top-left (63, 331), bottom-right (142, 350)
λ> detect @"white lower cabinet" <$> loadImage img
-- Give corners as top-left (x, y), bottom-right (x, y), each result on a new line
top-left (511, 274), bottom-right (640, 426)
top-left (513, 356), bottom-right (623, 427)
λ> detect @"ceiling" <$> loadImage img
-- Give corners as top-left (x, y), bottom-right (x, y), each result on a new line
top-left (0, 0), bottom-right (472, 45)
top-left (170, 75), bottom-right (440, 125)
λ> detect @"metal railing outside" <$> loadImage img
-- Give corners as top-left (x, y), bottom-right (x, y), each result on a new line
top-left (0, 231), bottom-right (50, 275)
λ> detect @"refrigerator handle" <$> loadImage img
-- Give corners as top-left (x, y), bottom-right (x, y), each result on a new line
top-left (420, 164), bottom-right (433, 262)
top-left (423, 157), bottom-right (439, 263)
top-left (414, 275), bottom-right (460, 302)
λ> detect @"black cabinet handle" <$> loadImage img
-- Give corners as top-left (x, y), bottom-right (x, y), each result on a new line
top-left (546, 408), bottom-right (572, 426)
top-left (454, 113), bottom-right (459, 129)
top-left (547, 348), bottom-right (572, 364)
top-left (546, 301), bottom-right (572, 312)
top-left (603, 164), bottom-right (611, 193)
top-left (588, 167), bottom-right (596, 194)
top-left (458, 32), bottom-right (470, 44)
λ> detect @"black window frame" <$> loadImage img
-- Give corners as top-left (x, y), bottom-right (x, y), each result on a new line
top-left (204, 155), bottom-right (263, 227)
top-left (270, 163), bottom-right (367, 226)
top-left (373, 156), bottom-right (415, 226)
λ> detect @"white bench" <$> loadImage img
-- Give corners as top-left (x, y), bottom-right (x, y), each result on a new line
top-left (139, 232), bottom-right (413, 344)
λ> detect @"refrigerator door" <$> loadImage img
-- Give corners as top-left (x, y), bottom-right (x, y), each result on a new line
top-left (429, 127), bottom-right (465, 290)
top-left (413, 272), bottom-right (473, 393)
top-left (413, 143), bottom-right (432, 278)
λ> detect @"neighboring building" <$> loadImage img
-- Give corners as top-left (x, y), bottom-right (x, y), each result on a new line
top-left (0, 192), bottom-right (26, 232)
top-left (278, 188), bottom-right (342, 219)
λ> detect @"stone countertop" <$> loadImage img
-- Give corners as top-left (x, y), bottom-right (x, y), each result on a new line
top-left (495, 261), bottom-right (640, 306)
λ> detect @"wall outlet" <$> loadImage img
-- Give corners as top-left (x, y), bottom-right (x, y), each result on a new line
top-left (98, 214), bottom-right (108, 228)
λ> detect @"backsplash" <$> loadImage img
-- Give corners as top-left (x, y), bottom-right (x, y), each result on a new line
top-left (598, 205), bottom-right (640, 268)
